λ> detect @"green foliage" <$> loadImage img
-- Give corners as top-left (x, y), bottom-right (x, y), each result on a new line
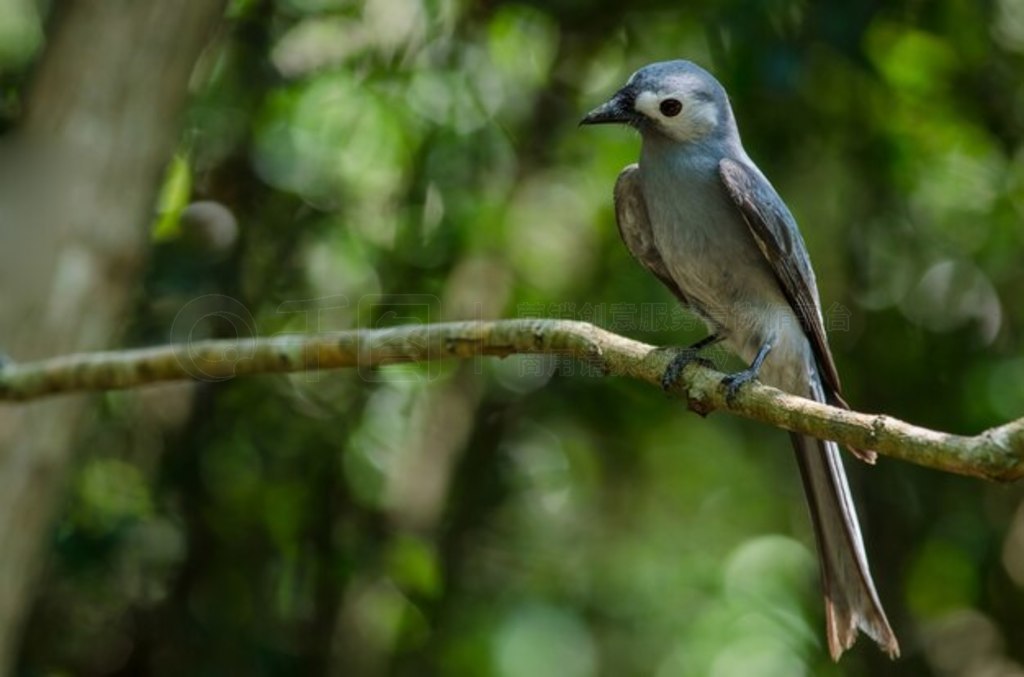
top-left (9, 0), bottom-right (1024, 675)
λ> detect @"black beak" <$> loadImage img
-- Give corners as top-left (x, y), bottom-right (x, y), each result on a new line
top-left (580, 88), bottom-right (635, 126)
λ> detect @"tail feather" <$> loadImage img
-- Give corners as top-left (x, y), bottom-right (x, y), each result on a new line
top-left (791, 428), bottom-right (899, 659)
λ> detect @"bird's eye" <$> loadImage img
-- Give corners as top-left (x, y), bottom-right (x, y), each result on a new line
top-left (659, 98), bottom-right (682, 117)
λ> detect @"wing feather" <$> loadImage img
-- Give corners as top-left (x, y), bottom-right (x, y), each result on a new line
top-left (613, 164), bottom-right (692, 307)
top-left (719, 158), bottom-right (876, 462)
top-left (718, 157), bottom-right (842, 396)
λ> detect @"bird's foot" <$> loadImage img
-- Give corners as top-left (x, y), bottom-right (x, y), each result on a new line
top-left (721, 368), bottom-right (759, 404)
top-left (660, 349), bottom-right (714, 392)
top-left (720, 338), bottom-right (773, 404)
top-left (660, 334), bottom-right (722, 392)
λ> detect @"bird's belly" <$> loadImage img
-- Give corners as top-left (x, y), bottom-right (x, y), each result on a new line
top-left (648, 192), bottom-right (778, 321)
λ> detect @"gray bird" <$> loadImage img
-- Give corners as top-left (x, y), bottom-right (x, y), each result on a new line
top-left (581, 60), bottom-right (899, 660)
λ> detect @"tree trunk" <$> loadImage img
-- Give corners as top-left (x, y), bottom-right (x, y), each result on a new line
top-left (0, 0), bottom-right (226, 671)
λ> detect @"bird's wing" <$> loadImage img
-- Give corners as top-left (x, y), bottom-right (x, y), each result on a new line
top-left (718, 156), bottom-right (843, 397)
top-left (614, 164), bottom-right (692, 307)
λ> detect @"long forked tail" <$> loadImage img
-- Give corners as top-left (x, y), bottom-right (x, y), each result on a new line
top-left (791, 428), bottom-right (900, 660)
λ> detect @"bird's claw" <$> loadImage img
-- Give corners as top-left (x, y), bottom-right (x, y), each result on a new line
top-left (721, 369), bottom-right (758, 404)
top-left (660, 349), bottom-right (714, 392)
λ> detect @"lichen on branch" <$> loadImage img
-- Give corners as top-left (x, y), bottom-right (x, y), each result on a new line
top-left (1, 319), bottom-right (1021, 481)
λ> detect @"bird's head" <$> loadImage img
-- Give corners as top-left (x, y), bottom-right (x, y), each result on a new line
top-left (581, 60), bottom-right (734, 144)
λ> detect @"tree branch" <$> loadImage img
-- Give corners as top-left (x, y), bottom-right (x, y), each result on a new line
top-left (1, 319), bottom-right (1020, 481)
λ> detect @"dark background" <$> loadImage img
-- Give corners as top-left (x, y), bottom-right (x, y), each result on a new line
top-left (3, 0), bottom-right (1024, 675)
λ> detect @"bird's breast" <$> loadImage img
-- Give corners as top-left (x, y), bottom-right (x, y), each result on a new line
top-left (637, 154), bottom-right (792, 348)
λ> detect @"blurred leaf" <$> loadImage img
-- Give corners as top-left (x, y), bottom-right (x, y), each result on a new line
top-left (907, 540), bottom-right (979, 618)
top-left (152, 154), bottom-right (193, 242)
top-left (73, 459), bottom-right (152, 535)
top-left (387, 535), bottom-right (442, 597)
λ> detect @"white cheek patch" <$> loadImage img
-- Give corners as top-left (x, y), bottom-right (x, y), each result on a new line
top-left (634, 90), bottom-right (719, 142)
top-left (634, 91), bottom-right (661, 119)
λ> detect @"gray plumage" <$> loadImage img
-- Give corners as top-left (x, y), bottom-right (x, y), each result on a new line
top-left (583, 60), bottom-right (898, 660)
